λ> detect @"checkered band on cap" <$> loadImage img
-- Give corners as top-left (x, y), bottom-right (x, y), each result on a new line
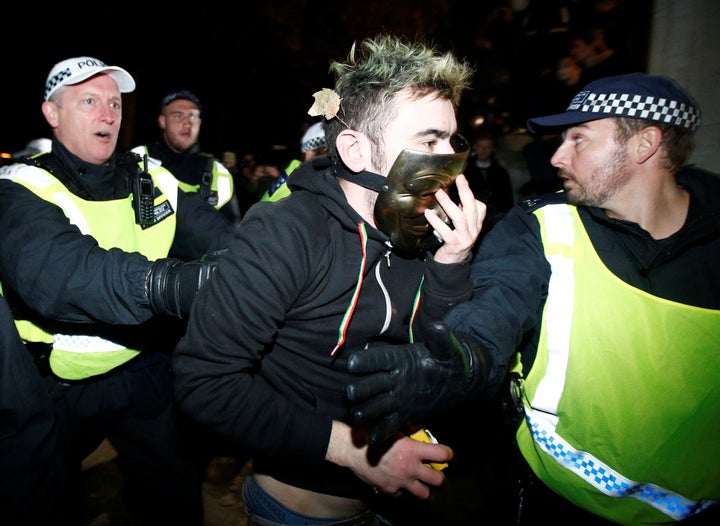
top-left (300, 122), bottom-right (326, 153)
top-left (45, 67), bottom-right (74, 99)
top-left (527, 73), bottom-right (701, 134)
top-left (302, 136), bottom-right (326, 152)
top-left (44, 57), bottom-right (135, 101)
top-left (570, 91), bottom-right (701, 132)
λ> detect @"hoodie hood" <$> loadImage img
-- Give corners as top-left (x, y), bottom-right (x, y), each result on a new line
top-left (287, 156), bottom-right (391, 245)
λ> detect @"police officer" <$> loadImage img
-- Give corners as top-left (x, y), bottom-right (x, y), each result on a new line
top-left (133, 89), bottom-right (240, 222)
top-left (346, 73), bottom-right (720, 525)
top-left (260, 120), bottom-right (328, 203)
top-left (0, 56), bottom-right (234, 525)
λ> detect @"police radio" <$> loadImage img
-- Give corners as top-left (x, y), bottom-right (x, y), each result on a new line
top-left (133, 155), bottom-right (155, 228)
top-left (199, 157), bottom-right (218, 206)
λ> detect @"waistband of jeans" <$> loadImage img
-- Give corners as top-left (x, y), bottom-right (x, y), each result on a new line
top-left (242, 474), bottom-right (380, 526)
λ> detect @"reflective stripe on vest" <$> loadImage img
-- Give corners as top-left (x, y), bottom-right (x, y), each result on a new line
top-left (515, 203), bottom-right (720, 524)
top-left (212, 163), bottom-right (234, 207)
top-left (2, 162), bottom-right (178, 380)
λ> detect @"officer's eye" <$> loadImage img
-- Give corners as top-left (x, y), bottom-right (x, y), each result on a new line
top-left (169, 112), bottom-right (200, 122)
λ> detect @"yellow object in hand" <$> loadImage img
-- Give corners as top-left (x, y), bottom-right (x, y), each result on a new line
top-left (410, 428), bottom-right (448, 471)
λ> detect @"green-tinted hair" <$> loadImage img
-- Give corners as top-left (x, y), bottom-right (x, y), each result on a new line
top-left (324, 34), bottom-right (474, 158)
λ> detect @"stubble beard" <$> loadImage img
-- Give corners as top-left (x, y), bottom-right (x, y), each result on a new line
top-left (566, 146), bottom-right (631, 207)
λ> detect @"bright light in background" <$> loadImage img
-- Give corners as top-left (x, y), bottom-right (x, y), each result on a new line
top-left (471, 115), bottom-right (485, 129)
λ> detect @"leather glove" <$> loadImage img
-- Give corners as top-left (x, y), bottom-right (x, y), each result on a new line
top-left (145, 250), bottom-right (225, 319)
top-left (346, 321), bottom-right (488, 446)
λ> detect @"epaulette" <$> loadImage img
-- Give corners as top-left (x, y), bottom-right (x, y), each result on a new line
top-left (517, 190), bottom-right (567, 214)
top-left (17, 151), bottom-right (144, 173)
top-left (116, 150), bottom-right (143, 165)
top-left (12, 152), bottom-right (63, 175)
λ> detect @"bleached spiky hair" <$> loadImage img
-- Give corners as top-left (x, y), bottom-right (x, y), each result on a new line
top-left (324, 34), bottom-right (474, 158)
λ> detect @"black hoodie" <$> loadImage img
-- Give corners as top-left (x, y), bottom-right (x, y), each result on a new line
top-left (173, 157), bottom-right (473, 498)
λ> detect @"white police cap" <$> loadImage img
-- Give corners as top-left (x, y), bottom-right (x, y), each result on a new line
top-left (45, 56), bottom-right (136, 101)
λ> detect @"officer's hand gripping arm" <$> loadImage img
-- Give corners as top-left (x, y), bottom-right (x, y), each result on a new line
top-left (346, 322), bottom-right (489, 446)
top-left (145, 250), bottom-right (225, 319)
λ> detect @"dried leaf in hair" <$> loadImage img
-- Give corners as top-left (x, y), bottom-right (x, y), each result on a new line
top-left (308, 89), bottom-right (342, 119)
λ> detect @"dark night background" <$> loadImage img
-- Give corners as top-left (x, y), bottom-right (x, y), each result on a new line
top-left (2, 1), bottom-right (652, 158)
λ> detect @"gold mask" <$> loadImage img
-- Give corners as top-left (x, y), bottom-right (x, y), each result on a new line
top-left (374, 135), bottom-right (469, 253)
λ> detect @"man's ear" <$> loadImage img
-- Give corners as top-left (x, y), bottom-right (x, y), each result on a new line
top-left (635, 126), bottom-right (662, 164)
top-left (157, 114), bottom-right (167, 131)
top-left (41, 101), bottom-right (59, 128)
top-left (336, 129), bottom-right (371, 172)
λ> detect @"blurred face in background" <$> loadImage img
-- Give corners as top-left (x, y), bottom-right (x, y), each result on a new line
top-left (472, 137), bottom-right (495, 163)
top-left (569, 37), bottom-right (596, 67)
top-left (222, 151), bottom-right (237, 170)
top-left (557, 56), bottom-right (582, 85)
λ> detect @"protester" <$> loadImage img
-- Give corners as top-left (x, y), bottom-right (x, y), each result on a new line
top-left (172, 34), bottom-right (485, 526)
top-left (0, 56), bottom-right (234, 525)
top-left (346, 72), bottom-right (720, 525)
top-left (133, 89), bottom-right (240, 222)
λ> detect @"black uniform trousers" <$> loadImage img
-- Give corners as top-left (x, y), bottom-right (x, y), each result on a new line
top-left (45, 351), bottom-right (204, 526)
top-left (0, 295), bottom-right (64, 526)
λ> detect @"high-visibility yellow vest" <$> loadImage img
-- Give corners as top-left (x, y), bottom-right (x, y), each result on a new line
top-left (515, 203), bottom-right (720, 524)
top-left (131, 145), bottom-right (234, 209)
top-left (260, 159), bottom-right (302, 202)
top-left (0, 161), bottom-right (178, 380)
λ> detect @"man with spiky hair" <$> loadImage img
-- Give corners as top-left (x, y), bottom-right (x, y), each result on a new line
top-left (173, 35), bottom-right (485, 525)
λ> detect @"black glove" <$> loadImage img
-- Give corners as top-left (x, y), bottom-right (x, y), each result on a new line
top-left (346, 321), bottom-right (488, 446)
top-left (145, 250), bottom-right (225, 319)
